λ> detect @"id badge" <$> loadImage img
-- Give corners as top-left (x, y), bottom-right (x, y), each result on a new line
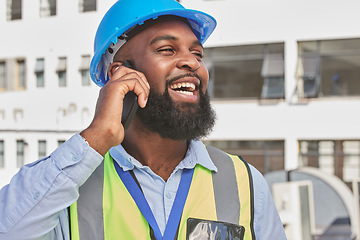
top-left (186, 218), bottom-right (245, 240)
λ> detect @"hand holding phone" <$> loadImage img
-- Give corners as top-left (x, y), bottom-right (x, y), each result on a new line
top-left (121, 61), bottom-right (139, 130)
top-left (80, 60), bottom-right (148, 156)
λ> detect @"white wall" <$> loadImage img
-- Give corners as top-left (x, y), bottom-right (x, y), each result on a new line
top-left (1, 0), bottom-right (360, 188)
top-left (210, 99), bottom-right (360, 170)
top-left (0, 1), bottom-right (117, 187)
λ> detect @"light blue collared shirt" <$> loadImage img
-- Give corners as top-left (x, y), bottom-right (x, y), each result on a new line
top-left (0, 134), bottom-right (286, 240)
top-left (109, 141), bottom-right (217, 234)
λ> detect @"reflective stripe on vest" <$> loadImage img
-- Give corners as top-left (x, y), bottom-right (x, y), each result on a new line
top-left (69, 146), bottom-right (255, 240)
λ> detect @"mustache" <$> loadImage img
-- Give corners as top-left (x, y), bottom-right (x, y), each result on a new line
top-left (166, 73), bottom-right (201, 86)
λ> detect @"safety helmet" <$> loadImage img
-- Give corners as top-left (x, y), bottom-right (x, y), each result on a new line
top-left (90, 0), bottom-right (217, 87)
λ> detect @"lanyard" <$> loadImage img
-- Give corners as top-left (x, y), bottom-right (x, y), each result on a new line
top-left (113, 160), bottom-right (194, 240)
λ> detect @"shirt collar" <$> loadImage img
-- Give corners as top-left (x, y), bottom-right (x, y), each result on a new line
top-left (109, 140), bottom-right (218, 173)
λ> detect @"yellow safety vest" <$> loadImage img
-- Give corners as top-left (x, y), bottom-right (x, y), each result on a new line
top-left (69, 146), bottom-right (255, 239)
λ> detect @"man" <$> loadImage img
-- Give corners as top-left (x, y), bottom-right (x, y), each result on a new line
top-left (0, 0), bottom-right (286, 239)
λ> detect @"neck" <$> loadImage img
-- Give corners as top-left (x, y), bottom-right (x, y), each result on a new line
top-left (122, 118), bottom-right (188, 181)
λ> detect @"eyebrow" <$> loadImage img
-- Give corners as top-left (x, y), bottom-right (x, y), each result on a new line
top-left (150, 35), bottom-right (176, 45)
top-left (150, 35), bottom-right (203, 48)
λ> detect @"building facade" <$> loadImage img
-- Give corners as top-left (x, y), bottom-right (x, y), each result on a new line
top-left (1, 0), bottom-right (360, 191)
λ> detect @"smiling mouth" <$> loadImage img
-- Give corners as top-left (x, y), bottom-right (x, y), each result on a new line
top-left (169, 82), bottom-right (196, 96)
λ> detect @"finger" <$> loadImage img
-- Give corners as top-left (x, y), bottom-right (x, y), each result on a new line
top-left (112, 67), bottom-right (150, 103)
top-left (122, 71), bottom-right (150, 96)
top-left (109, 62), bottom-right (150, 90)
top-left (110, 77), bottom-right (149, 108)
top-left (131, 80), bottom-right (149, 108)
top-left (106, 63), bottom-right (150, 108)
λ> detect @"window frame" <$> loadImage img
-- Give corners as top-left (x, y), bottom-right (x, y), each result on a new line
top-left (35, 58), bottom-right (45, 87)
top-left (79, 0), bottom-right (96, 12)
top-left (7, 0), bottom-right (22, 21)
top-left (56, 57), bottom-right (67, 87)
top-left (16, 140), bottom-right (25, 168)
top-left (0, 61), bottom-right (6, 90)
top-left (40, 0), bottom-right (56, 17)
top-left (16, 59), bottom-right (26, 90)
top-left (0, 140), bottom-right (4, 168)
top-left (79, 55), bottom-right (91, 86)
top-left (297, 38), bottom-right (360, 98)
top-left (204, 43), bottom-right (285, 100)
top-left (38, 140), bottom-right (47, 158)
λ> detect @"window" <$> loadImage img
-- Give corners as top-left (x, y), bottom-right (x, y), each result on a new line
top-left (0, 110), bottom-right (4, 121)
top-left (79, 55), bottom-right (91, 86)
top-left (7, 0), bottom-right (22, 20)
top-left (35, 58), bottom-right (45, 87)
top-left (261, 54), bottom-right (285, 99)
top-left (38, 140), bottom-right (46, 158)
top-left (0, 59), bottom-right (26, 91)
top-left (0, 62), bottom-right (6, 90)
top-left (299, 140), bottom-right (360, 184)
top-left (204, 43), bottom-right (284, 100)
top-left (16, 140), bottom-right (25, 167)
top-left (17, 59), bottom-right (26, 89)
top-left (296, 54), bottom-right (320, 98)
top-left (58, 140), bottom-right (65, 146)
top-left (79, 0), bottom-right (96, 12)
top-left (56, 57), bottom-right (67, 87)
top-left (204, 140), bottom-right (285, 175)
top-left (40, 0), bottom-right (56, 17)
top-left (0, 141), bottom-right (4, 168)
top-left (297, 39), bottom-right (360, 98)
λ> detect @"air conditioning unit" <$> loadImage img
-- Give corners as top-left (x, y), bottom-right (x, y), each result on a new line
top-left (272, 181), bottom-right (316, 240)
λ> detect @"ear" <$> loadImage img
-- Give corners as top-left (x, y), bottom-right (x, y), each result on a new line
top-left (108, 62), bottom-right (123, 78)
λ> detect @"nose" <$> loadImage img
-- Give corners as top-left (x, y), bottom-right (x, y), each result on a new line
top-left (176, 53), bottom-right (200, 72)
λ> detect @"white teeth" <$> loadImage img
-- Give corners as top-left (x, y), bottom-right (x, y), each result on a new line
top-left (179, 90), bottom-right (194, 96)
top-left (170, 82), bottom-right (196, 91)
top-left (169, 82), bottom-right (196, 96)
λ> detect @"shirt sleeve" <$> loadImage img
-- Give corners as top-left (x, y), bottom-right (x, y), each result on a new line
top-left (0, 133), bottom-right (103, 240)
top-left (249, 165), bottom-right (288, 240)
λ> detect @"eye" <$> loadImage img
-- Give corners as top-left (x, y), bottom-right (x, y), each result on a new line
top-left (157, 47), bottom-right (175, 55)
top-left (192, 51), bottom-right (204, 60)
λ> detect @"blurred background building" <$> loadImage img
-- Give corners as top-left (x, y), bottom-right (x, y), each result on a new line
top-left (0, 0), bottom-right (360, 239)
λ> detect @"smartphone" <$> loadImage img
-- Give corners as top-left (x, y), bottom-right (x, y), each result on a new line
top-left (186, 218), bottom-right (245, 240)
top-left (121, 60), bottom-right (139, 130)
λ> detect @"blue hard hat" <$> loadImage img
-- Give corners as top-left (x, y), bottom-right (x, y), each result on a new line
top-left (90, 0), bottom-right (217, 87)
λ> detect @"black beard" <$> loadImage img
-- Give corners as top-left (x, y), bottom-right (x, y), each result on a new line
top-left (135, 84), bottom-right (216, 141)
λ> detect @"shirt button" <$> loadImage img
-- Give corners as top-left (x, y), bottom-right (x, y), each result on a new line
top-left (34, 191), bottom-right (40, 200)
top-left (166, 192), bottom-right (172, 199)
top-left (72, 155), bottom-right (79, 162)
